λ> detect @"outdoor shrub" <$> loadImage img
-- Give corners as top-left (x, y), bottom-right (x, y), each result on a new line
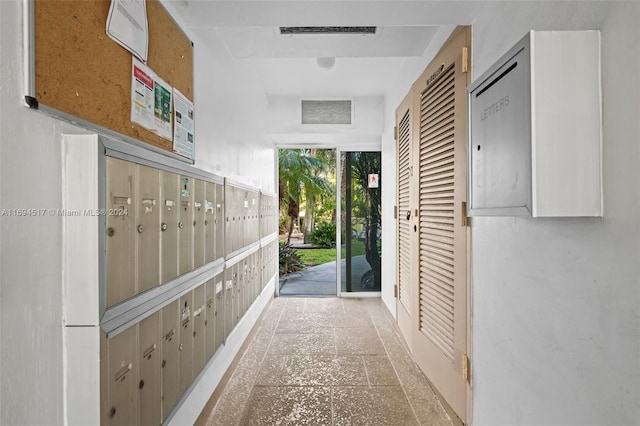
top-left (279, 241), bottom-right (304, 275)
top-left (308, 221), bottom-right (336, 247)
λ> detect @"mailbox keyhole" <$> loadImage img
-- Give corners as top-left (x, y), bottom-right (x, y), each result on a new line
top-left (477, 145), bottom-right (481, 151)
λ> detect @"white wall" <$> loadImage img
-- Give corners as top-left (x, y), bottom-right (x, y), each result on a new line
top-left (191, 28), bottom-right (277, 192)
top-left (267, 95), bottom-right (384, 147)
top-left (470, 2), bottom-right (640, 425)
top-left (1, 1), bottom-right (67, 423)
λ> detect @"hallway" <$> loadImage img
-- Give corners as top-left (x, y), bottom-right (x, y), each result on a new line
top-left (197, 297), bottom-right (454, 425)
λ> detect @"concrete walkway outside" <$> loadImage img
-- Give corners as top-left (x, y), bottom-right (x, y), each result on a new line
top-left (279, 255), bottom-right (375, 296)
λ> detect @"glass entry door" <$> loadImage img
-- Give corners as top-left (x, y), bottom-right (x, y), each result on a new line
top-left (339, 151), bottom-right (382, 293)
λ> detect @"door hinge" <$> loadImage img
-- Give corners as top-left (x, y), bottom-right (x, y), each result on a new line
top-left (462, 353), bottom-right (471, 382)
top-left (394, 205), bottom-right (398, 219)
top-left (393, 284), bottom-right (398, 298)
top-left (462, 47), bottom-right (469, 74)
top-left (461, 201), bottom-right (470, 227)
top-left (394, 125), bottom-right (398, 140)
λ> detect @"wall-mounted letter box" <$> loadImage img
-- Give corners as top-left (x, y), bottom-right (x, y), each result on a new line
top-left (467, 30), bottom-right (602, 217)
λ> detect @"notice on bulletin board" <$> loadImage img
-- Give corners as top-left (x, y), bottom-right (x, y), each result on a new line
top-left (106, 0), bottom-right (149, 63)
top-left (173, 88), bottom-right (195, 160)
top-left (131, 58), bottom-right (172, 141)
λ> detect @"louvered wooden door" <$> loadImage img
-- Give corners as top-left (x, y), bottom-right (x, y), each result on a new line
top-left (411, 26), bottom-right (471, 421)
top-left (396, 91), bottom-right (414, 349)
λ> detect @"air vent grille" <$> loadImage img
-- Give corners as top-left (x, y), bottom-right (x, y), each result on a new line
top-left (280, 26), bottom-right (376, 35)
top-left (301, 100), bottom-right (352, 125)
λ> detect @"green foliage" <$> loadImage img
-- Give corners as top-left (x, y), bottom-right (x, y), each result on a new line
top-left (308, 221), bottom-right (336, 247)
top-left (340, 239), bottom-right (367, 259)
top-left (278, 149), bottom-right (334, 213)
top-left (278, 148), bottom-right (336, 243)
top-left (297, 239), bottom-right (372, 266)
top-left (298, 248), bottom-right (336, 266)
top-left (279, 241), bottom-right (304, 275)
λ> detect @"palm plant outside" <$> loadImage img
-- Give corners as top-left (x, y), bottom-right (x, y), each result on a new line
top-left (278, 148), bottom-right (334, 245)
top-left (348, 152), bottom-right (382, 290)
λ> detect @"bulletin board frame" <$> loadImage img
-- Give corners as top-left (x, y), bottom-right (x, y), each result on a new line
top-left (23, 0), bottom-right (195, 163)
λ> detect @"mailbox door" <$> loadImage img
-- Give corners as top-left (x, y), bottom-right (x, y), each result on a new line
top-left (178, 176), bottom-right (194, 275)
top-left (224, 185), bottom-right (234, 256)
top-left (193, 179), bottom-right (206, 269)
top-left (106, 157), bottom-right (136, 307)
top-left (138, 311), bottom-right (161, 426)
top-left (161, 300), bottom-right (179, 421)
top-left (214, 274), bottom-right (225, 349)
top-left (234, 263), bottom-right (243, 323)
top-left (178, 291), bottom-right (194, 394)
top-left (204, 182), bottom-right (216, 264)
top-left (136, 164), bottom-right (160, 294)
top-left (160, 171), bottom-right (179, 283)
top-left (214, 183), bottom-right (225, 260)
top-left (224, 268), bottom-right (235, 339)
top-left (192, 284), bottom-right (206, 375)
top-left (204, 278), bottom-right (216, 360)
top-left (106, 326), bottom-right (137, 425)
top-left (469, 48), bottom-right (531, 213)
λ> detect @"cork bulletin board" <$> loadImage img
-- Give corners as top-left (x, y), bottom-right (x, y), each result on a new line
top-left (33, 0), bottom-right (193, 153)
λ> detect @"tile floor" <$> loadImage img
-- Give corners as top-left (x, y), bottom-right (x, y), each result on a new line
top-left (197, 297), bottom-right (453, 425)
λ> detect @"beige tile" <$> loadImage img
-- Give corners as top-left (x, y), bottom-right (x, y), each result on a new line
top-left (201, 298), bottom-right (453, 426)
top-left (304, 297), bottom-right (344, 313)
top-left (342, 298), bottom-right (373, 315)
top-left (241, 386), bottom-right (332, 425)
top-left (329, 355), bottom-right (370, 386)
top-left (410, 392), bottom-right (453, 426)
top-left (269, 296), bottom-right (287, 307)
top-left (275, 313), bottom-right (334, 335)
top-left (246, 333), bottom-right (272, 356)
top-left (206, 379), bottom-right (252, 426)
top-left (335, 328), bottom-right (385, 355)
top-left (282, 297), bottom-right (306, 312)
top-left (229, 349), bottom-right (264, 384)
top-left (332, 386), bottom-right (419, 426)
top-left (268, 333), bottom-right (336, 355)
top-left (338, 312), bottom-right (375, 329)
top-left (301, 312), bottom-right (342, 328)
top-left (257, 315), bottom-right (281, 336)
top-left (256, 354), bottom-right (368, 386)
top-left (363, 355), bottom-right (400, 386)
top-left (303, 311), bottom-right (374, 329)
top-left (256, 354), bottom-right (334, 386)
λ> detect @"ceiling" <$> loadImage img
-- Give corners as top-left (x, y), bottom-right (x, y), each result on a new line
top-left (166, 1), bottom-right (487, 97)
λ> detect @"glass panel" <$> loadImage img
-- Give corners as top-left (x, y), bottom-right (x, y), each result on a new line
top-left (278, 148), bottom-right (337, 296)
top-left (341, 151), bottom-right (382, 292)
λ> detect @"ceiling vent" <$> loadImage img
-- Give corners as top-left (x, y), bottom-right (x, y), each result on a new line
top-left (301, 100), bottom-right (352, 125)
top-left (280, 26), bottom-right (377, 35)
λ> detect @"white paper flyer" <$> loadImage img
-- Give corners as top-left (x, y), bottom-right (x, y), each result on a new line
top-left (173, 88), bottom-right (195, 160)
top-left (106, 0), bottom-right (149, 62)
top-left (131, 58), bottom-right (173, 141)
top-left (131, 58), bottom-right (154, 131)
